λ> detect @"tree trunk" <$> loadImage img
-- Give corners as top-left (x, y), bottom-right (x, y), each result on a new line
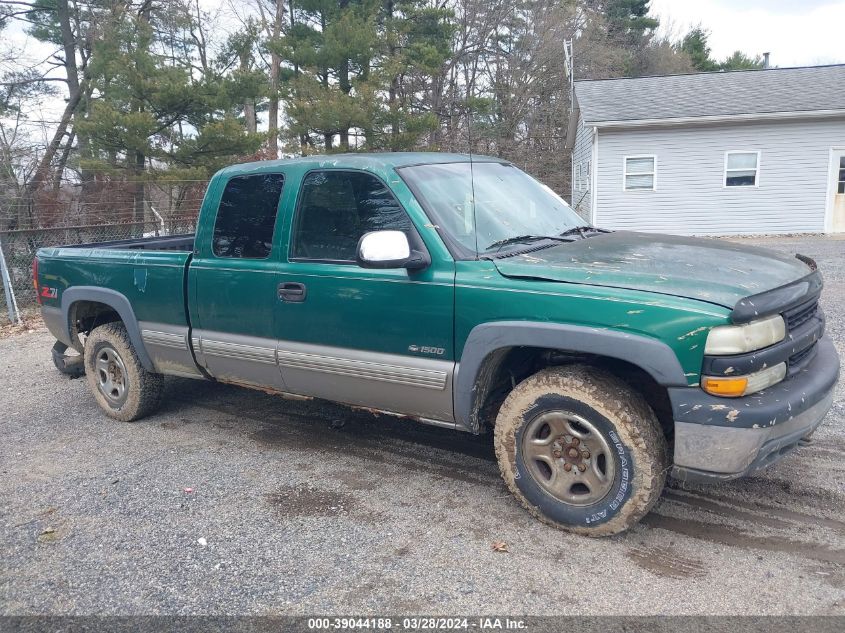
top-left (53, 130), bottom-right (76, 192)
top-left (77, 82), bottom-right (95, 199)
top-left (389, 77), bottom-right (398, 148)
top-left (239, 49), bottom-right (257, 133)
top-left (133, 1), bottom-right (153, 238)
top-left (267, 0), bottom-right (285, 156)
top-left (386, 1), bottom-right (399, 148)
top-left (22, 0), bottom-right (82, 226)
top-left (338, 0), bottom-right (350, 149)
top-left (338, 46), bottom-right (351, 149)
top-left (134, 150), bottom-right (145, 232)
top-left (244, 101), bottom-right (257, 134)
top-left (23, 88), bottom-right (83, 215)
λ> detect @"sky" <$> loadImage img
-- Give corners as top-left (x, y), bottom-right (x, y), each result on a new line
top-left (4, 0), bottom-right (844, 138)
top-left (650, 0), bottom-right (845, 67)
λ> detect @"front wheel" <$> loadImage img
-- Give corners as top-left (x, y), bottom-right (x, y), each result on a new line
top-left (494, 365), bottom-right (668, 537)
top-left (84, 322), bottom-right (163, 422)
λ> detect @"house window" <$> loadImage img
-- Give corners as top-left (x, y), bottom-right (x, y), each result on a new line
top-left (838, 156), bottom-right (845, 194)
top-left (624, 156), bottom-right (656, 191)
top-left (725, 151), bottom-right (760, 187)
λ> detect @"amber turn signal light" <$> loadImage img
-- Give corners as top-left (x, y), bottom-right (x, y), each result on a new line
top-left (701, 376), bottom-right (749, 397)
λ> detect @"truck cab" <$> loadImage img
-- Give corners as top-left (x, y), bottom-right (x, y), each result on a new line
top-left (35, 153), bottom-right (840, 536)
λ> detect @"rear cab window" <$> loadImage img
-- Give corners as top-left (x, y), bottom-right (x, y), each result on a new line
top-left (212, 173), bottom-right (285, 259)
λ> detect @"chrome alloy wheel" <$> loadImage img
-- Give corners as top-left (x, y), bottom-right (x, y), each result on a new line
top-left (95, 346), bottom-right (128, 408)
top-left (520, 411), bottom-right (616, 506)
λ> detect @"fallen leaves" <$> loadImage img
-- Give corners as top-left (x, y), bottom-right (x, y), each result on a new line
top-left (0, 312), bottom-right (45, 339)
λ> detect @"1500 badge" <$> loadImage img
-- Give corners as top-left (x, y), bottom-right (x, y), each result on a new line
top-left (408, 344), bottom-right (445, 356)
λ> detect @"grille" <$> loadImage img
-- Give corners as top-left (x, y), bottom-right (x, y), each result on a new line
top-left (788, 343), bottom-right (818, 375)
top-left (789, 345), bottom-right (815, 367)
top-left (784, 299), bottom-right (819, 331)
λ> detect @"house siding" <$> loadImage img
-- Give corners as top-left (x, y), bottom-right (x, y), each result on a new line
top-left (595, 118), bottom-right (845, 235)
top-left (571, 112), bottom-right (593, 221)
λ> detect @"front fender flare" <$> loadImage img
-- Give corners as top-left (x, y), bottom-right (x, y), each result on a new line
top-left (61, 286), bottom-right (154, 371)
top-left (454, 321), bottom-right (689, 433)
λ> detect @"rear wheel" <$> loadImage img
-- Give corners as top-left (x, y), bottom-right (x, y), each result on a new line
top-left (84, 322), bottom-right (163, 422)
top-left (494, 365), bottom-right (668, 536)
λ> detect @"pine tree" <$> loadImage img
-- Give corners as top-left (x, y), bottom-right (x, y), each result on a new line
top-left (281, 0), bottom-right (452, 153)
top-left (219, 23), bottom-right (269, 135)
top-left (720, 51), bottom-right (765, 71)
top-left (678, 27), bottom-right (764, 73)
top-left (375, 0), bottom-right (454, 150)
top-left (680, 27), bottom-right (719, 72)
top-left (76, 2), bottom-right (263, 233)
top-left (606, 0), bottom-right (659, 43)
top-left (281, 0), bottom-right (377, 152)
top-left (79, 4), bottom-right (263, 174)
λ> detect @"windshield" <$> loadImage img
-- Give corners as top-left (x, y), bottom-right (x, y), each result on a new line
top-left (399, 161), bottom-right (586, 256)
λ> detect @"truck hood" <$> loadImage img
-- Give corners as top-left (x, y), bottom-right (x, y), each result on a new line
top-left (493, 231), bottom-right (813, 309)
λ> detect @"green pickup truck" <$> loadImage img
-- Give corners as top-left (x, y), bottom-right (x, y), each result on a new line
top-left (35, 152), bottom-right (839, 536)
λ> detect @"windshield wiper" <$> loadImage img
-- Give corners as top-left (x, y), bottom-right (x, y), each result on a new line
top-left (558, 225), bottom-right (610, 238)
top-left (485, 234), bottom-right (572, 252)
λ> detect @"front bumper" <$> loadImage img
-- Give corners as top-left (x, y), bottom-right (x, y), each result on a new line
top-left (669, 336), bottom-right (839, 484)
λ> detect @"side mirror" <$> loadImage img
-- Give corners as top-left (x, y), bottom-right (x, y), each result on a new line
top-left (356, 230), bottom-right (428, 270)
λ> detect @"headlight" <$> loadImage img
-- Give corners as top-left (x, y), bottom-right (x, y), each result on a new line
top-left (702, 362), bottom-right (787, 397)
top-left (704, 315), bottom-right (786, 355)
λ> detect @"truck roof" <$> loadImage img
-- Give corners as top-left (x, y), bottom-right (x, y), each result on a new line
top-left (215, 152), bottom-right (503, 178)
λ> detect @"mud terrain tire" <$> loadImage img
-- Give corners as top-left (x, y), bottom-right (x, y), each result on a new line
top-left (494, 364), bottom-right (668, 536)
top-left (84, 322), bottom-right (163, 422)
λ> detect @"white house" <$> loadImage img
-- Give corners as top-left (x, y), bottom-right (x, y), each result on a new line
top-left (565, 65), bottom-right (845, 235)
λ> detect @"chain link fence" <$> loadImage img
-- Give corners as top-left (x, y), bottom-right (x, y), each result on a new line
top-left (0, 219), bottom-right (196, 325)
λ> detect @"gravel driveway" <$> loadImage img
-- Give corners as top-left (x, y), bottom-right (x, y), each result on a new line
top-left (1, 235), bottom-right (844, 616)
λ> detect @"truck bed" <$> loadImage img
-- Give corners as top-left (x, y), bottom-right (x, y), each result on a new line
top-left (37, 236), bottom-right (195, 343)
top-left (62, 233), bottom-right (195, 252)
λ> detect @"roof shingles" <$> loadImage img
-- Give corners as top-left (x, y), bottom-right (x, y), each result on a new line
top-left (574, 65), bottom-right (845, 124)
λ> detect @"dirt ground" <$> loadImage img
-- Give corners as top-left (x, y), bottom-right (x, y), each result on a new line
top-left (1, 235), bottom-right (843, 616)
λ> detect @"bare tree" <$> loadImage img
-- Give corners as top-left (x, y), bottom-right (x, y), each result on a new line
top-left (21, 0), bottom-right (89, 215)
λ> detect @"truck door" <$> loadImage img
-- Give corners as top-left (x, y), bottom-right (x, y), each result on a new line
top-left (190, 172), bottom-right (288, 390)
top-left (274, 169), bottom-right (456, 423)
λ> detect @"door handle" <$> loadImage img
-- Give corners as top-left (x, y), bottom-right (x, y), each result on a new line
top-left (278, 282), bottom-right (307, 302)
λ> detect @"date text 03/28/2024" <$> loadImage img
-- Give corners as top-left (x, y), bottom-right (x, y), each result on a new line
top-left (306, 617), bottom-right (528, 630)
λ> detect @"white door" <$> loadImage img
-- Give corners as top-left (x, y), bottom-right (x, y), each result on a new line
top-left (830, 150), bottom-right (845, 233)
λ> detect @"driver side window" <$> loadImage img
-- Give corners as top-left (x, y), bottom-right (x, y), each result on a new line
top-left (290, 170), bottom-right (412, 262)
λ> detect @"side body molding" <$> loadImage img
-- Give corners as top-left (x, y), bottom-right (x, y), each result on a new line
top-left (61, 286), bottom-right (155, 371)
top-left (454, 321), bottom-right (689, 433)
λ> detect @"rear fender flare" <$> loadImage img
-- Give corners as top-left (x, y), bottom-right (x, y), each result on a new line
top-left (61, 287), bottom-right (154, 371)
top-left (455, 321), bottom-right (689, 433)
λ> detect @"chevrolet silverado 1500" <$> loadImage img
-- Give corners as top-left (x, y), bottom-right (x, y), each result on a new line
top-left (35, 153), bottom-right (840, 535)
